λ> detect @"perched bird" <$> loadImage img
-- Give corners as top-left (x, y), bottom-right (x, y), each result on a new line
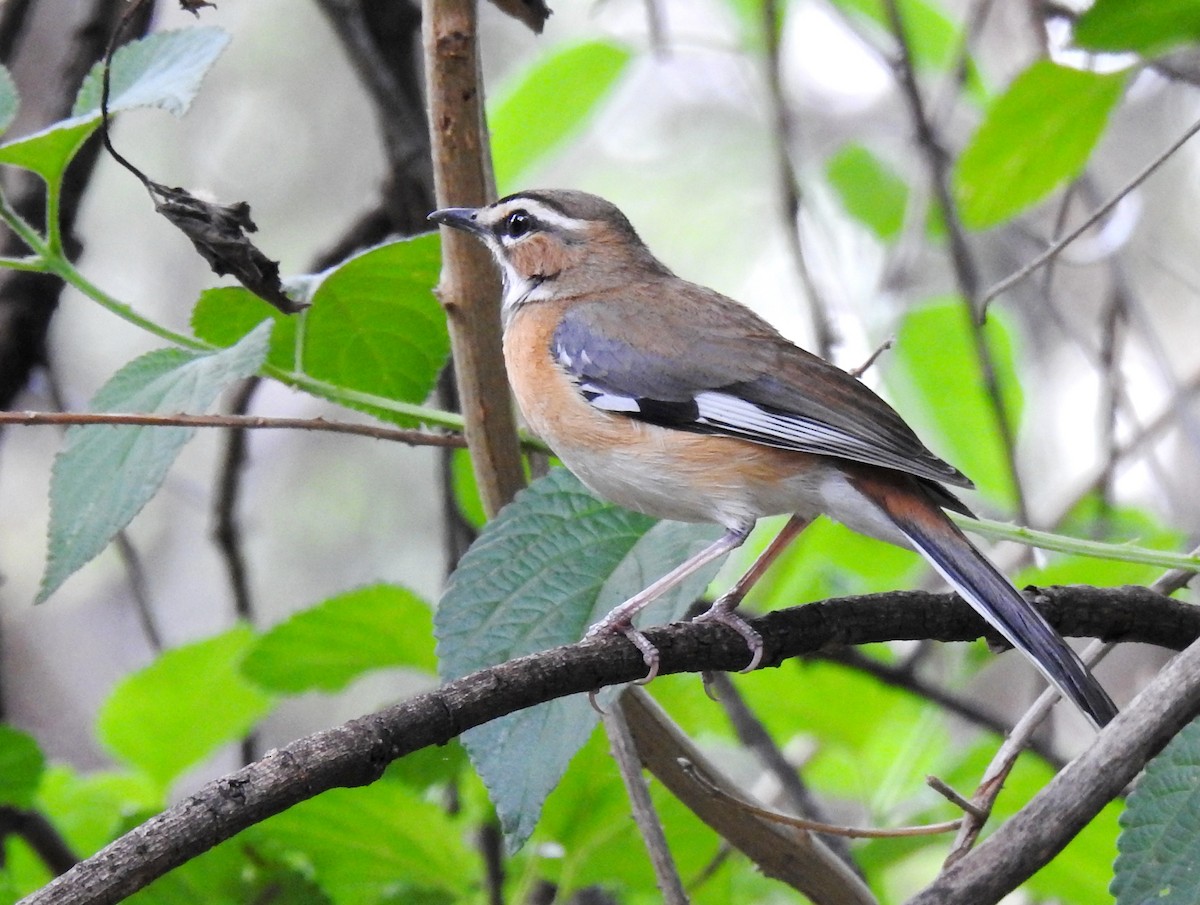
top-left (429, 189), bottom-right (1117, 728)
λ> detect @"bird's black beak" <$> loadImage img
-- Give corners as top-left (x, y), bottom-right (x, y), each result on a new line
top-left (428, 207), bottom-right (488, 236)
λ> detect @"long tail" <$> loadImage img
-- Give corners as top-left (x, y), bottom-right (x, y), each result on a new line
top-left (856, 476), bottom-right (1118, 729)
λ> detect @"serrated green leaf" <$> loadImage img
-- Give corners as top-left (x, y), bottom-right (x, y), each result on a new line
top-left (437, 468), bottom-right (723, 849)
top-left (72, 27), bottom-right (230, 118)
top-left (39, 322), bottom-right (270, 603)
top-left (242, 584), bottom-right (436, 693)
top-left (191, 287), bottom-right (298, 369)
top-left (490, 41), bottom-right (631, 191)
top-left (253, 783), bottom-right (477, 903)
top-left (954, 61), bottom-right (1127, 229)
top-left (0, 28), bottom-right (229, 184)
top-left (0, 65), bottom-right (18, 138)
top-left (1076, 0), bottom-right (1200, 56)
top-left (1113, 716), bottom-right (1200, 904)
top-left (826, 143), bottom-right (911, 242)
top-left (301, 236), bottom-right (449, 422)
top-left (886, 298), bottom-right (1022, 507)
top-left (0, 726), bottom-right (44, 809)
top-left (97, 627), bottom-right (274, 788)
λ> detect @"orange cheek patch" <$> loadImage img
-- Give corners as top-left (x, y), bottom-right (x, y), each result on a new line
top-left (510, 234), bottom-right (572, 280)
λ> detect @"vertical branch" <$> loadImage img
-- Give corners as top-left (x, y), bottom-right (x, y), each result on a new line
top-left (881, 0), bottom-right (1028, 522)
top-left (423, 0), bottom-right (525, 517)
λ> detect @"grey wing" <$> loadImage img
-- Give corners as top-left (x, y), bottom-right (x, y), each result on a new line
top-left (552, 298), bottom-right (972, 489)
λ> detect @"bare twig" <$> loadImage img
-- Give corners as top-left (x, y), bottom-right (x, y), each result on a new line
top-left (707, 672), bottom-right (861, 874)
top-left (679, 760), bottom-right (962, 838)
top-left (983, 115), bottom-right (1200, 306)
top-left (0, 807), bottom-right (78, 877)
top-left (881, 0), bottom-right (1027, 523)
top-left (0, 410), bottom-right (471, 446)
top-left (603, 703), bottom-right (688, 905)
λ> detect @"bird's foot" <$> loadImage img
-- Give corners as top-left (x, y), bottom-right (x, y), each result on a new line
top-left (693, 600), bottom-right (763, 673)
top-left (585, 617), bottom-right (661, 684)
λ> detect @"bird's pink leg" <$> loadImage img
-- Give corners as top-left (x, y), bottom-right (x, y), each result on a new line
top-left (585, 525), bottom-right (751, 682)
top-left (694, 514), bottom-right (812, 672)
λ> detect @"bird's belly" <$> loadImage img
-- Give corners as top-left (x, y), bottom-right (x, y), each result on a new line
top-left (552, 423), bottom-right (831, 529)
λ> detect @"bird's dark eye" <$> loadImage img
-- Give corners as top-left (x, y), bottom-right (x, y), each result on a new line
top-left (504, 210), bottom-right (534, 239)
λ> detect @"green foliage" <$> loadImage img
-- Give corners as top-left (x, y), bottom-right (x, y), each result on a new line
top-left (0, 727), bottom-right (45, 809)
top-left (1075, 0), bottom-right (1200, 56)
top-left (1113, 716), bottom-right (1200, 904)
top-left (191, 236), bottom-right (449, 424)
top-left (0, 28), bottom-right (229, 185)
top-left (39, 322), bottom-right (271, 603)
top-left (954, 61), bottom-right (1128, 229)
top-left (490, 41), bottom-right (632, 191)
top-left (242, 584), bottom-right (436, 693)
top-left (826, 143), bottom-right (911, 242)
top-left (96, 627), bottom-right (274, 789)
top-left (437, 468), bottom-right (722, 848)
top-left (887, 298), bottom-right (1023, 506)
top-left (833, 0), bottom-right (969, 72)
top-left (251, 783), bottom-right (479, 903)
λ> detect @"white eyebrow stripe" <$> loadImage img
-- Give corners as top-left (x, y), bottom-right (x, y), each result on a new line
top-left (491, 200), bottom-right (588, 233)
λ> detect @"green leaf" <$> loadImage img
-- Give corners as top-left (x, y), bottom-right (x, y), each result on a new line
top-left (886, 298), bottom-right (1022, 506)
top-left (0, 28), bottom-right (230, 184)
top-left (36, 767), bottom-right (161, 859)
top-left (97, 627), bottom-right (274, 788)
top-left (242, 584), bottom-right (436, 693)
top-left (954, 61), bottom-right (1127, 229)
top-left (490, 41), bottom-right (632, 191)
top-left (0, 727), bottom-right (44, 809)
top-left (826, 143), bottom-right (910, 242)
top-left (253, 783), bottom-right (478, 903)
top-left (1076, 0), bottom-right (1200, 56)
top-left (39, 322), bottom-right (270, 603)
top-left (1114, 716), bottom-right (1200, 904)
top-left (834, 0), bottom-right (965, 72)
top-left (191, 287), bottom-right (298, 369)
top-left (72, 27), bottom-right (231, 118)
top-left (437, 468), bottom-right (723, 849)
top-left (301, 236), bottom-right (448, 421)
top-left (0, 65), bottom-right (18, 138)
top-left (450, 448), bottom-right (487, 530)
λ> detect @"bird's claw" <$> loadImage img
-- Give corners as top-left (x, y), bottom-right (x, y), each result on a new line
top-left (693, 603), bottom-right (764, 673)
top-left (585, 617), bottom-right (661, 684)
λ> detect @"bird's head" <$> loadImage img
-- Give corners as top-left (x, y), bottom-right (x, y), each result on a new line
top-left (429, 189), bottom-right (671, 317)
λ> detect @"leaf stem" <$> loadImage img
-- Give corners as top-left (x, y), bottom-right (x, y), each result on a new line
top-left (952, 512), bottom-right (1200, 572)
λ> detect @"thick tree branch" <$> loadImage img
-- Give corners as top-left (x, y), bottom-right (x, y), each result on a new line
top-left (20, 585), bottom-right (1196, 905)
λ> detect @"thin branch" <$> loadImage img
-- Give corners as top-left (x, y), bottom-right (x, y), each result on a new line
top-left (19, 585), bottom-right (1196, 905)
top-left (882, 0), bottom-right (1027, 523)
top-left (983, 115), bottom-right (1200, 306)
top-left (678, 761), bottom-right (962, 838)
top-left (212, 379), bottom-right (260, 624)
top-left (0, 807), bottom-right (78, 877)
top-left (0, 410), bottom-right (470, 446)
top-left (602, 705), bottom-right (688, 905)
top-left (708, 672), bottom-right (862, 875)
